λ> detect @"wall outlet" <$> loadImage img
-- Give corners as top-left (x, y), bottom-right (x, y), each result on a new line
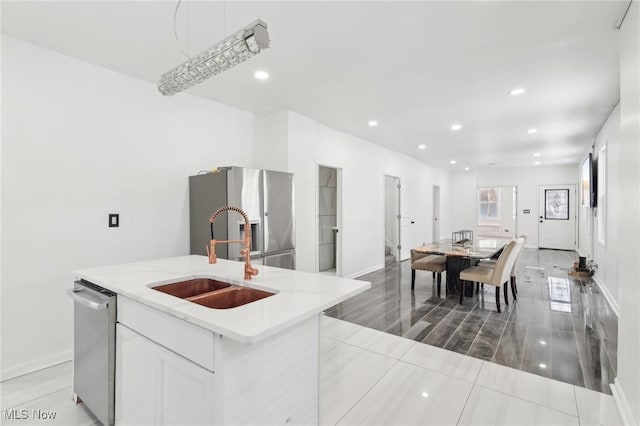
top-left (109, 213), bottom-right (119, 228)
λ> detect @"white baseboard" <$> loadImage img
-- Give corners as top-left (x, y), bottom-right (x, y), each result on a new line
top-left (611, 378), bottom-right (637, 426)
top-left (346, 263), bottom-right (385, 279)
top-left (592, 272), bottom-right (619, 317)
top-left (0, 350), bottom-right (72, 382)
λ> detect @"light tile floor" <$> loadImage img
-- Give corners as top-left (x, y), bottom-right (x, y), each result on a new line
top-left (0, 316), bottom-right (623, 426)
top-left (319, 316), bottom-right (622, 426)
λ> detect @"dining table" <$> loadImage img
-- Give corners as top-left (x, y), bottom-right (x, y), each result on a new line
top-left (413, 237), bottom-right (510, 299)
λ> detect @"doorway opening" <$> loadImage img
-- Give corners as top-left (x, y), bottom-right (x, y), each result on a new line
top-left (318, 165), bottom-right (341, 275)
top-left (384, 175), bottom-right (401, 264)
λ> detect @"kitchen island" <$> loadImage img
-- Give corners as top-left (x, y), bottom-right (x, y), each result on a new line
top-left (74, 255), bottom-right (370, 425)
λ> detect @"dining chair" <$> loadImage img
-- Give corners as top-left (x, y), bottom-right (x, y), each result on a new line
top-left (459, 237), bottom-right (524, 312)
top-left (477, 234), bottom-right (528, 299)
top-left (410, 250), bottom-right (447, 297)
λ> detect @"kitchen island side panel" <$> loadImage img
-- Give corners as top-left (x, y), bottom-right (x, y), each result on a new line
top-left (218, 315), bottom-right (319, 425)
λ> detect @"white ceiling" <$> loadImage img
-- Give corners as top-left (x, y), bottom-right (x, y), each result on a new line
top-left (1, 1), bottom-right (623, 170)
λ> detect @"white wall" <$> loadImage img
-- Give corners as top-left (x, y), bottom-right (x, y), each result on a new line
top-left (253, 110), bottom-right (288, 172)
top-left (614, 1), bottom-right (640, 423)
top-left (286, 112), bottom-right (450, 278)
top-left (450, 165), bottom-right (577, 248)
top-left (0, 37), bottom-right (454, 380)
top-left (577, 105), bottom-right (620, 308)
top-left (0, 36), bottom-right (255, 379)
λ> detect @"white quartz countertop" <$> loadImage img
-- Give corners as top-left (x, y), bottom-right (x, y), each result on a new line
top-left (74, 255), bottom-right (370, 343)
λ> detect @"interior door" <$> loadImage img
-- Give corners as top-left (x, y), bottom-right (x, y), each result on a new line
top-left (384, 175), bottom-right (401, 261)
top-left (538, 184), bottom-right (576, 250)
top-left (263, 170), bottom-right (295, 254)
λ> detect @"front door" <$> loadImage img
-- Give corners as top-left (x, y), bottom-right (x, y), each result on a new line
top-left (538, 184), bottom-right (576, 250)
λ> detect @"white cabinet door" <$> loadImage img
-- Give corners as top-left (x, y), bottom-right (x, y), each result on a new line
top-left (116, 324), bottom-right (215, 426)
top-left (159, 347), bottom-right (215, 425)
top-left (116, 324), bottom-right (159, 425)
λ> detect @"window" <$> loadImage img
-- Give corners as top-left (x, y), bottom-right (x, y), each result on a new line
top-left (597, 145), bottom-right (606, 245)
top-left (478, 187), bottom-right (500, 220)
top-left (544, 189), bottom-right (569, 220)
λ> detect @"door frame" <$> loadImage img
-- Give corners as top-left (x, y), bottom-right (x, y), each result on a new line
top-left (316, 163), bottom-right (342, 276)
top-left (383, 175), bottom-right (401, 262)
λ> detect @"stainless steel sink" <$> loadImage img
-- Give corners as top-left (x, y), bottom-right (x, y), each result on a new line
top-left (189, 287), bottom-right (274, 309)
top-left (152, 278), bottom-right (231, 299)
top-left (151, 279), bottom-right (274, 309)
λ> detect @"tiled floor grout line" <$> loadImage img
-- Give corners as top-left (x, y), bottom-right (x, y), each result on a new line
top-left (473, 360), bottom-right (486, 384)
top-left (417, 305), bottom-right (456, 343)
top-left (338, 336), bottom-right (413, 361)
top-left (4, 386), bottom-right (72, 411)
top-left (462, 306), bottom-right (492, 357)
top-left (321, 317), bottom-right (363, 342)
top-left (333, 325), bottom-right (482, 385)
top-left (440, 303), bottom-right (480, 350)
top-left (332, 358), bottom-right (401, 426)
top-left (473, 382), bottom-right (580, 419)
top-left (572, 385), bottom-right (582, 423)
top-left (570, 291), bottom-right (592, 391)
top-left (454, 383), bottom-right (476, 426)
top-left (0, 360), bottom-right (72, 384)
top-left (488, 297), bottom-right (515, 363)
top-left (517, 297), bottom-right (534, 372)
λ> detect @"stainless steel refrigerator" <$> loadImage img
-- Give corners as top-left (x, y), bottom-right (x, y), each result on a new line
top-left (189, 167), bottom-right (296, 270)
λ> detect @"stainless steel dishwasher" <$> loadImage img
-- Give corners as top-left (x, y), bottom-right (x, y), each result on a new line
top-left (67, 280), bottom-right (116, 426)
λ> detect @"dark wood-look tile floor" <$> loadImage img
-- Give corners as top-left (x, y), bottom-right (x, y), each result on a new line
top-left (324, 248), bottom-right (618, 394)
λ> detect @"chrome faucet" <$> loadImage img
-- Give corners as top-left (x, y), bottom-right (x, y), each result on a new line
top-left (206, 206), bottom-right (259, 280)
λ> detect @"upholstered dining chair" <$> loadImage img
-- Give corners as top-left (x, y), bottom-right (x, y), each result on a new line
top-left (459, 237), bottom-right (524, 313)
top-left (477, 234), bottom-right (528, 299)
top-left (410, 250), bottom-right (447, 297)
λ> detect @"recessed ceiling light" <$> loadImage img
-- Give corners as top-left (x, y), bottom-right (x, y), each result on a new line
top-left (539, 363), bottom-right (547, 369)
top-left (539, 340), bottom-right (547, 345)
top-left (254, 70), bottom-right (269, 80)
top-left (528, 128), bottom-right (538, 134)
top-left (421, 392), bottom-right (429, 398)
top-left (368, 120), bottom-right (378, 127)
top-left (450, 124), bottom-right (463, 131)
top-left (533, 153), bottom-right (541, 157)
top-left (450, 160), bottom-right (457, 165)
top-left (418, 144), bottom-right (426, 150)
top-left (510, 87), bottom-right (526, 96)
top-left (534, 161), bottom-right (541, 165)
top-left (464, 167), bottom-right (470, 171)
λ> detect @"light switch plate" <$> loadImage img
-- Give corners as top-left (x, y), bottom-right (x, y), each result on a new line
top-left (109, 213), bottom-right (119, 228)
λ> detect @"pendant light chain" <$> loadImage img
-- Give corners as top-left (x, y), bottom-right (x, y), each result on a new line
top-left (173, 0), bottom-right (191, 59)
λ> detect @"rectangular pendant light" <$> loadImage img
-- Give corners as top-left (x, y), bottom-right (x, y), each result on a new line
top-left (158, 19), bottom-right (270, 96)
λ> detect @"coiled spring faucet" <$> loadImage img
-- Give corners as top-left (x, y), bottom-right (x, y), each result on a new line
top-left (207, 206), bottom-right (259, 280)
